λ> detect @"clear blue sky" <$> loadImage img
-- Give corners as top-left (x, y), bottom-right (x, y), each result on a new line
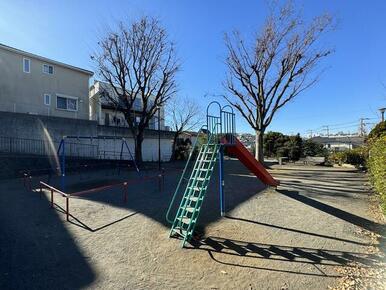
top-left (1, 0), bottom-right (385, 135)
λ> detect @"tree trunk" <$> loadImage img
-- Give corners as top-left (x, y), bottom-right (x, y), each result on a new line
top-left (255, 130), bottom-right (264, 163)
top-left (134, 132), bottom-right (144, 165)
top-left (170, 133), bottom-right (178, 161)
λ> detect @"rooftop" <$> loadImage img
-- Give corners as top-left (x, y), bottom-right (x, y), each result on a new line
top-left (311, 135), bottom-right (365, 146)
top-left (0, 43), bottom-right (94, 76)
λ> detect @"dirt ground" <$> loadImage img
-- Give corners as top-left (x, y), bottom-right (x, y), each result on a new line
top-left (0, 159), bottom-right (385, 289)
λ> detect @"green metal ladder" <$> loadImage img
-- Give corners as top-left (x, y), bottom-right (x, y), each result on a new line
top-left (166, 101), bottom-right (236, 247)
top-left (169, 142), bottom-right (220, 245)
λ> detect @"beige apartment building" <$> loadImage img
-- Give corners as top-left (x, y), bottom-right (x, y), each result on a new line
top-left (0, 43), bottom-right (93, 119)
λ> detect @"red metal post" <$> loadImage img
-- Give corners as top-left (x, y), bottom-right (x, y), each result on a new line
top-left (123, 182), bottom-right (128, 203)
top-left (158, 174), bottom-right (162, 192)
top-left (28, 176), bottom-right (32, 191)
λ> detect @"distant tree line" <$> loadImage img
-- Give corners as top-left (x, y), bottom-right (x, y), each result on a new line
top-left (262, 131), bottom-right (328, 161)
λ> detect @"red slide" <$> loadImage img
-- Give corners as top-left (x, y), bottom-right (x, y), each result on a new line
top-left (222, 136), bottom-right (279, 187)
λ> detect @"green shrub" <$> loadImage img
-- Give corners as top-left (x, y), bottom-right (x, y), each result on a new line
top-left (367, 120), bottom-right (386, 140)
top-left (303, 139), bottom-right (328, 157)
top-left (368, 136), bottom-right (386, 213)
top-left (328, 147), bottom-right (367, 168)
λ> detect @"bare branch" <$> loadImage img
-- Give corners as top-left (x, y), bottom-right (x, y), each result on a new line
top-left (92, 16), bottom-right (180, 162)
top-left (223, 1), bottom-right (334, 161)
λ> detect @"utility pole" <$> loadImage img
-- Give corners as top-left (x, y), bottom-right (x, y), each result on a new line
top-left (307, 130), bottom-right (313, 138)
top-left (379, 107), bottom-right (386, 122)
top-left (358, 118), bottom-right (370, 136)
top-left (322, 126), bottom-right (330, 137)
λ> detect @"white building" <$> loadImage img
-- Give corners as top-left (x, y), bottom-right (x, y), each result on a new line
top-left (89, 80), bottom-right (165, 130)
top-left (311, 135), bottom-right (364, 152)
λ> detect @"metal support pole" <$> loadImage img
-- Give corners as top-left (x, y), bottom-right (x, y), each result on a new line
top-left (66, 197), bottom-right (69, 221)
top-left (50, 189), bottom-right (54, 208)
top-left (123, 182), bottom-right (128, 203)
top-left (118, 140), bottom-right (124, 175)
top-left (162, 168), bottom-right (165, 190)
top-left (219, 146), bottom-right (225, 217)
top-left (60, 138), bottom-right (66, 191)
top-left (158, 108), bottom-right (161, 171)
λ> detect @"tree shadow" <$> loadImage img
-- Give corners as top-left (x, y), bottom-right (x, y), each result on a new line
top-left (185, 236), bottom-right (381, 277)
top-left (0, 182), bottom-right (95, 289)
top-left (277, 189), bottom-right (385, 236)
top-left (225, 216), bottom-right (372, 246)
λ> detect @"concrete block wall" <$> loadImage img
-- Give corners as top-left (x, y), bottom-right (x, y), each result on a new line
top-left (0, 111), bottom-right (175, 162)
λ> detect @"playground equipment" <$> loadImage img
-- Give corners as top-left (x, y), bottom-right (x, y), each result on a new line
top-left (31, 134), bottom-right (169, 223)
top-left (166, 102), bottom-right (279, 247)
top-left (57, 135), bottom-right (139, 191)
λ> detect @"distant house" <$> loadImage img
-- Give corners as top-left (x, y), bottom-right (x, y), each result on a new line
top-left (89, 80), bottom-right (165, 130)
top-left (0, 43), bottom-right (93, 119)
top-left (311, 135), bottom-right (364, 151)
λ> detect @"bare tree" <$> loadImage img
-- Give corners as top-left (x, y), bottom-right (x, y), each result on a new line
top-left (92, 17), bottom-right (179, 163)
top-left (223, 2), bottom-right (334, 162)
top-left (167, 97), bottom-right (202, 160)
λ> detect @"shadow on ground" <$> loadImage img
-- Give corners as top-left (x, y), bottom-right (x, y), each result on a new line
top-left (45, 159), bottom-right (268, 236)
top-left (186, 236), bottom-right (382, 277)
top-left (277, 189), bottom-right (385, 236)
top-left (0, 182), bottom-right (95, 289)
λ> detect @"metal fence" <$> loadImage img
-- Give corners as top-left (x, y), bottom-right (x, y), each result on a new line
top-left (0, 136), bottom-right (98, 159)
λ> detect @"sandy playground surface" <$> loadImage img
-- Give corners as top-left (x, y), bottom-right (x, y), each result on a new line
top-left (0, 159), bottom-right (385, 289)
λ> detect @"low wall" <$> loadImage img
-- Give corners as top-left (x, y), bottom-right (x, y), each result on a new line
top-left (0, 111), bottom-right (175, 162)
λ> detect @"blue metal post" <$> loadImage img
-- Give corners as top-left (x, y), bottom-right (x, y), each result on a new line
top-left (219, 145), bottom-right (225, 216)
top-left (61, 138), bottom-right (66, 191)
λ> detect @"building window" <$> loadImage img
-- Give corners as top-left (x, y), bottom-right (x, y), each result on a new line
top-left (56, 95), bottom-right (78, 111)
top-left (133, 98), bottom-right (141, 110)
top-left (44, 94), bottom-right (51, 106)
top-left (43, 64), bottom-right (54, 74)
top-left (23, 58), bottom-right (30, 73)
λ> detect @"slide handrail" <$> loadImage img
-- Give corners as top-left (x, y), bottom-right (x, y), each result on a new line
top-left (166, 122), bottom-right (220, 224)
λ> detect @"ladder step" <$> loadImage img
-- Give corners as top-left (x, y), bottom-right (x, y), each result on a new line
top-left (177, 217), bottom-right (194, 225)
top-left (184, 196), bottom-right (203, 202)
top-left (188, 186), bottom-right (205, 191)
top-left (185, 206), bottom-right (195, 213)
top-left (194, 168), bottom-right (212, 172)
top-left (171, 227), bottom-right (190, 238)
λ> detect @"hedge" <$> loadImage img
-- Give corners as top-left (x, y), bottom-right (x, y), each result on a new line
top-left (328, 147), bottom-right (367, 168)
top-left (367, 135), bottom-right (386, 213)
